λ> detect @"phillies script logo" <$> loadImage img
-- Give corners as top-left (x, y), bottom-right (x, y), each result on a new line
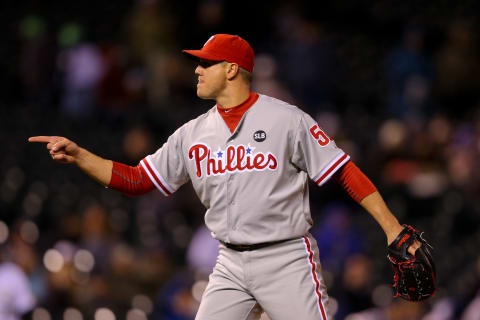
top-left (188, 143), bottom-right (278, 177)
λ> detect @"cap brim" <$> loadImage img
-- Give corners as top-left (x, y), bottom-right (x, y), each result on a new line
top-left (182, 49), bottom-right (224, 62)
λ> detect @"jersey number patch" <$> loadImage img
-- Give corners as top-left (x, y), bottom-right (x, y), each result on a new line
top-left (309, 124), bottom-right (330, 146)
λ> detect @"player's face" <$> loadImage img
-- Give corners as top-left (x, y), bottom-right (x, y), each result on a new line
top-left (195, 60), bottom-right (228, 100)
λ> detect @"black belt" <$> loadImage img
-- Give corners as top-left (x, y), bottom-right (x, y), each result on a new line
top-left (220, 238), bottom-right (292, 252)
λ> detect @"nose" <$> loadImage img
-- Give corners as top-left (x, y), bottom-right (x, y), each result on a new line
top-left (195, 65), bottom-right (203, 76)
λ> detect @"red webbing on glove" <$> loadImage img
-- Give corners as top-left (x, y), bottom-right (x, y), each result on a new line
top-left (108, 161), bottom-right (155, 197)
top-left (333, 160), bottom-right (377, 203)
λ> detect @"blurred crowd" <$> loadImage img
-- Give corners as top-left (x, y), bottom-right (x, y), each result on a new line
top-left (1, 0), bottom-right (480, 319)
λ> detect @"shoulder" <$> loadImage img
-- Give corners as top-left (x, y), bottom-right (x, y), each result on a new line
top-left (255, 94), bottom-right (306, 120)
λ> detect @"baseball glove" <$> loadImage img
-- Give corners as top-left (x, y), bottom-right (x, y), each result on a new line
top-left (387, 225), bottom-right (436, 301)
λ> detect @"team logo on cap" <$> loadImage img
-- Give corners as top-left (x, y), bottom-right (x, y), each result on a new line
top-left (253, 130), bottom-right (266, 142)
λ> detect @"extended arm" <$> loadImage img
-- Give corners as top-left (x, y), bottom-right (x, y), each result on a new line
top-left (29, 136), bottom-right (112, 186)
top-left (334, 160), bottom-right (419, 253)
top-left (29, 136), bottom-right (155, 196)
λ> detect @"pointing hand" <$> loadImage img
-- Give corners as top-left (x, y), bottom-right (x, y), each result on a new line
top-left (28, 136), bottom-right (79, 164)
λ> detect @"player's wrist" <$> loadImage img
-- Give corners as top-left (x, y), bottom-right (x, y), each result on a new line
top-left (73, 147), bottom-right (88, 165)
top-left (386, 224), bottom-right (404, 245)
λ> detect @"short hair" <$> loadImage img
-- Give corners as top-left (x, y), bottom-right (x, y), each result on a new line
top-left (238, 67), bottom-right (253, 84)
top-left (222, 61), bottom-right (253, 84)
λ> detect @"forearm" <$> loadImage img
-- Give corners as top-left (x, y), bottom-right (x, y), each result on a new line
top-left (359, 191), bottom-right (403, 245)
top-left (74, 147), bottom-right (113, 186)
top-left (333, 161), bottom-right (403, 244)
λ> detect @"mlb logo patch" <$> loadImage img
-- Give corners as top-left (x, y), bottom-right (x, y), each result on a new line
top-left (254, 130), bottom-right (266, 142)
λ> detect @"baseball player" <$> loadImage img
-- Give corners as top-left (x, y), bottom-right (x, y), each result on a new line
top-left (30, 34), bottom-right (420, 320)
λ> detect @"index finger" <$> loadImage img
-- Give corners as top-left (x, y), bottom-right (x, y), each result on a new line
top-left (28, 136), bottom-right (56, 143)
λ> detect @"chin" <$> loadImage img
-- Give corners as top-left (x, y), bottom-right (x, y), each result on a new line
top-left (196, 89), bottom-right (206, 99)
top-left (197, 88), bottom-right (214, 100)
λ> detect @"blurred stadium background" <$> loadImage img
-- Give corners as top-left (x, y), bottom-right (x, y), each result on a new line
top-left (1, 0), bottom-right (480, 319)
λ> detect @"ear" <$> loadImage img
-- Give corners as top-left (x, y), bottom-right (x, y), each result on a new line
top-left (225, 63), bottom-right (240, 80)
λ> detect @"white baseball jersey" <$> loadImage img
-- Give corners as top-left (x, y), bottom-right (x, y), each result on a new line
top-left (141, 94), bottom-right (350, 245)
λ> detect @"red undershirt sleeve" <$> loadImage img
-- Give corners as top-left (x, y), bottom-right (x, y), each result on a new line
top-left (108, 161), bottom-right (155, 197)
top-left (333, 160), bottom-right (377, 203)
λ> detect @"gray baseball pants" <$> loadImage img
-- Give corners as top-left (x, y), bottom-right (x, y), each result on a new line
top-left (195, 234), bottom-right (329, 320)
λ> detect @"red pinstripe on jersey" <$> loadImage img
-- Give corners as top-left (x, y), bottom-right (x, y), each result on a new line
top-left (303, 236), bottom-right (328, 320)
top-left (140, 158), bottom-right (172, 196)
top-left (314, 152), bottom-right (350, 186)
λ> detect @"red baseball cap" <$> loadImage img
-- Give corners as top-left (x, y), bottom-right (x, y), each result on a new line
top-left (182, 34), bottom-right (255, 72)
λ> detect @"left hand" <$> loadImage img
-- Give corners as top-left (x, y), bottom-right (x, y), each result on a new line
top-left (386, 224), bottom-right (436, 301)
top-left (407, 240), bottom-right (421, 255)
top-left (388, 225), bottom-right (422, 256)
